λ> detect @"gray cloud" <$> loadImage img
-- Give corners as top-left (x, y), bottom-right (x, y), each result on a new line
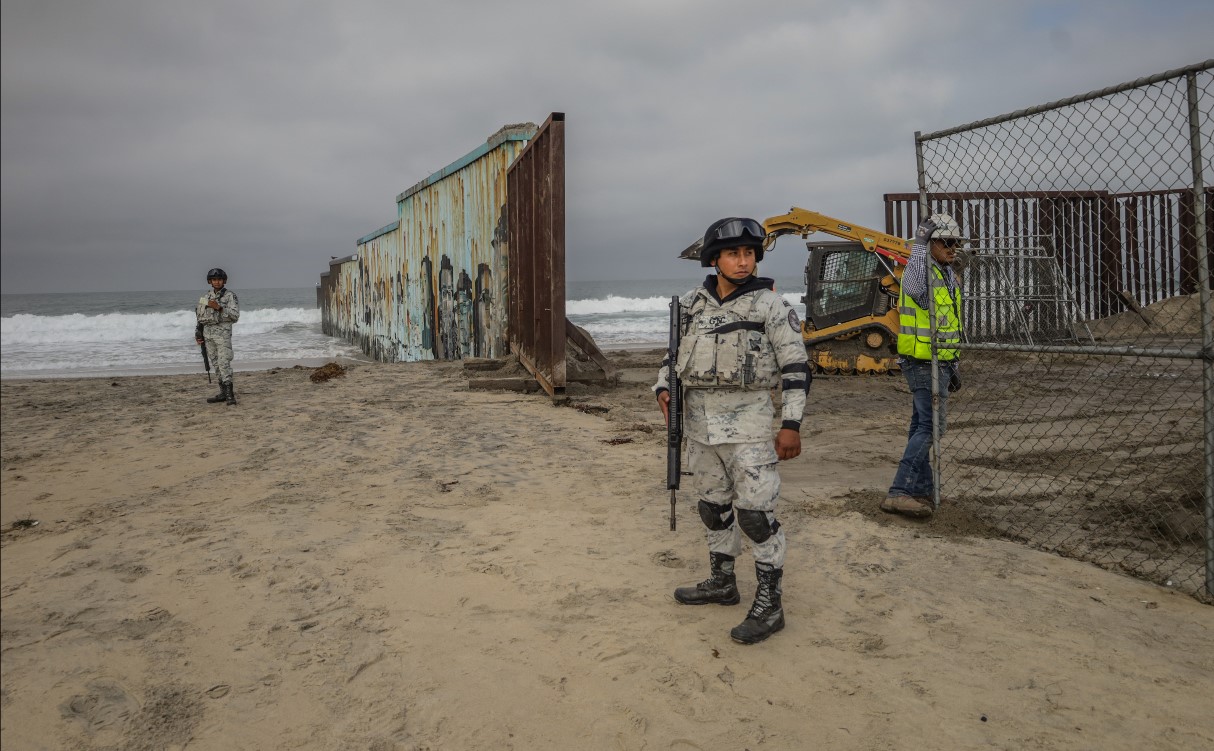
top-left (3, 0), bottom-right (1212, 292)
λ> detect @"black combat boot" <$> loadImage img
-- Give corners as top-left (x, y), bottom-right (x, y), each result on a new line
top-left (674, 552), bottom-right (740, 605)
top-left (206, 382), bottom-right (228, 404)
top-left (224, 380), bottom-right (237, 405)
top-left (730, 563), bottom-right (784, 644)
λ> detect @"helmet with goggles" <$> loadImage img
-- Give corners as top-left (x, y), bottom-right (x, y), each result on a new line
top-left (206, 268), bottom-right (228, 282)
top-left (700, 217), bottom-right (766, 268)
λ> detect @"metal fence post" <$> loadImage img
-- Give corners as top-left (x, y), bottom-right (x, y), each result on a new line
top-left (915, 132), bottom-right (944, 510)
top-left (1187, 72), bottom-right (1214, 598)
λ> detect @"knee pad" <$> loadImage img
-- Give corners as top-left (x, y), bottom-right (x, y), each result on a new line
top-left (697, 500), bottom-right (735, 531)
top-left (737, 508), bottom-right (780, 543)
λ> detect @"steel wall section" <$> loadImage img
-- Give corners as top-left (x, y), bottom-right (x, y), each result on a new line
top-left (506, 113), bottom-right (566, 397)
top-left (353, 222), bottom-right (402, 360)
top-left (397, 128), bottom-right (532, 362)
top-left (320, 257), bottom-right (364, 346)
top-left (884, 189), bottom-right (1214, 339)
top-left (318, 124), bottom-right (537, 363)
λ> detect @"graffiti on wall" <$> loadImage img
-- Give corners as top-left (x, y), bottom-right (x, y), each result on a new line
top-left (318, 123), bottom-right (536, 363)
top-left (473, 263), bottom-right (493, 358)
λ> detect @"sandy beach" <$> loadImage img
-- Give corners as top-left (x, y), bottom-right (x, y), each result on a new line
top-left (2, 352), bottom-right (1212, 751)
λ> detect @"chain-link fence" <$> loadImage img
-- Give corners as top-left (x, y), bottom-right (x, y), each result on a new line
top-left (908, 60), bottom-right (1213, 602)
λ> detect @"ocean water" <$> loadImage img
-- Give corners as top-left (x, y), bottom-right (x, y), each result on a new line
top-left (0, 287), bottom-right (365, 379)
top-left (1, 276), bottom-right (808, 378)
top-left (566, 275), bottom-right (807, 348)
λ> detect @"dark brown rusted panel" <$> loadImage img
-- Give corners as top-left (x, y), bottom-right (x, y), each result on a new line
top-left (547, 120), bottom-right (567, 379)
top-left (507, 113), bottom-right (567, 398)
top-left (1142, 195), bottom-right (1157, 303)
top-left (888, 188), bottom-right (1205, 317)
top-left (1099, 195), bottom-right (1122, 317)
top-left (1161, 193), bottom-right (1176, 297)
top-left (1207, 187), bottom-right (1214, 291)
top-left (1124, 196), bottom-right (1140, 303)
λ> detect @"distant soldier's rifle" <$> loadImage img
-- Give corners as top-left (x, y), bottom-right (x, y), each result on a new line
top-left (196, 325), bottom-right (211, 383)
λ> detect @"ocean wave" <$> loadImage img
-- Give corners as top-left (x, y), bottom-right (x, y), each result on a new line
top-left (567, 292), bottom-right (804, 317)
top-left (566, 295), bottom-right (671, 316)
top-left (0, 307), bottom-right (321, 345)
top-left (579, 317), bottom-right (668, 344)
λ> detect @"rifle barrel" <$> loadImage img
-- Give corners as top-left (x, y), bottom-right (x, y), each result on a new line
top-left (666, 295), bottom-right (682, 532)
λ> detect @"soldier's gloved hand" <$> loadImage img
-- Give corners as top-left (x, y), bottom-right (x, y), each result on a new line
top-left (915, 217), bottom-right (940, 244)
top-left (948, 367), bottom-right (962, 393)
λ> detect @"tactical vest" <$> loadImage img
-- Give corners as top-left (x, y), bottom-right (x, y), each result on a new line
top-left (197, 289), bottom-right (234, 326)
top-left (897, 265), bottom-right (962, 361)
top-left (676, 293), bottom-right (780, 389)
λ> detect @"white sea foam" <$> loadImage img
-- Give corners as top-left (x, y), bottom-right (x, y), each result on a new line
top-left (565, 295), bottom-right (671, 316)
top-left (0, 307), bottom-right (320, 345)
top-left (572, 293), bottom-right (807, 346)
top-left (566, 292), bottom-right (804, 317)
top-left (0, 307), bottom-right (353, 375)
top-left (579, 317), bottom-right (668, 344)
top-left (1, 285), bottom-right (808, 375)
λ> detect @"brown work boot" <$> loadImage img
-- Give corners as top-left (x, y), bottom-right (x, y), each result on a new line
top-left (880, 495), bottom-right (933, 518)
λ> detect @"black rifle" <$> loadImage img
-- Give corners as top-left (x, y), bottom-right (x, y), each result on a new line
top-left (666, 295), bottom-right (682, 532)
top-left (196, 325), bottom-right (211, 383)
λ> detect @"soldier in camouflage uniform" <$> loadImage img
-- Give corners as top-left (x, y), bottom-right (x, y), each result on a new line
top-left (655, 217), bottom-right (811, 644)
top-left (195, 268), bottom-right (240, 405)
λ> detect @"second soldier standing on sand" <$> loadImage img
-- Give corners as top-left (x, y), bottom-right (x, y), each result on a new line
top-left (195, 267), bottom-right (240, 405)
top-left (655, 217), bottom-right (810, 644)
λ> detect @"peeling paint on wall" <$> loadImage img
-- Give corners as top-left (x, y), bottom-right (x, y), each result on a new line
top-left (319, 123), bottom-right (537, 362)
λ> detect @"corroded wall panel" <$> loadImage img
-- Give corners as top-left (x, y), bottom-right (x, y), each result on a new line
top-left (507, 113), bottom-right (566, 396)
top-left (319, 125), bottom-right (534, 362)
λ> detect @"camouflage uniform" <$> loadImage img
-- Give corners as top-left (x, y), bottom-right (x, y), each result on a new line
top-left (196, 287), bottom-right (240, 383)
top-left (654, 275), bottom-right (810, 569)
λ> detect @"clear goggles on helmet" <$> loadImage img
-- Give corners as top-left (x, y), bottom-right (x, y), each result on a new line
top-left (708, 218), bottom-right (766, 245)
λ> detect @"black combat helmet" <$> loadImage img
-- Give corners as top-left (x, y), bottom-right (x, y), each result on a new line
top-left (206, 268), bottom-right (228, 282)
top-left (700, 217), bottom-right (766, 267)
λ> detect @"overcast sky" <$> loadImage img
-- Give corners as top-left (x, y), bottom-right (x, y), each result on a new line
top-left (2, 0), bottom-right (1212, 293)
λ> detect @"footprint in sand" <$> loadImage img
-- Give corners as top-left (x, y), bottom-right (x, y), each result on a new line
top-left (60, 678), bottom-right (138, 742)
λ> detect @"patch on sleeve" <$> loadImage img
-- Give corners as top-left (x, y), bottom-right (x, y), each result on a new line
top-left (787, 309), bottom-right (801, 332)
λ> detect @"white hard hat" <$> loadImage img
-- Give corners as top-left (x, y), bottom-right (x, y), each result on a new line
top-left (928, 213), bottom-right (969, 242)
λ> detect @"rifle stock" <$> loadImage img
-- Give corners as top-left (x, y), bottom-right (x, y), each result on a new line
top-left (666, 296), bottom-right (682, 532)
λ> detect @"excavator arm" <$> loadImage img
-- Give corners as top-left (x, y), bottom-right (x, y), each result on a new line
top-left (761, 207), bottom-right (911, 266)
top-left (679, 207), bottom-right (910, 266)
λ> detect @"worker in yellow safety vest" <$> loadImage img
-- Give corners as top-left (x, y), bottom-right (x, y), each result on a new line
top-left (881, 214), bottom-right (968, 519)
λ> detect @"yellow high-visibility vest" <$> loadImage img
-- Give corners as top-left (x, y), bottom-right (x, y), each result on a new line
top-left (898, 265), bottom-right (962, 361)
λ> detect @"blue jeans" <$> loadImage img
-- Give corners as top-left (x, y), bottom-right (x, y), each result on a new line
top-left (888, 358), bottom-right (956, 499)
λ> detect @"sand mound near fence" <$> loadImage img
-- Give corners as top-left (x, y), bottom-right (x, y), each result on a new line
top-left (1079, 292), bottom-right (1203, 340)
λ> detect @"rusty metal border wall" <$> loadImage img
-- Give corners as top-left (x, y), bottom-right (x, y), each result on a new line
top-left (884, 189), bottom-right (1214, 339)
top-left (506, 113), bottom-right (566, 398)
top-left (318, 125), bottom-right (537, 363)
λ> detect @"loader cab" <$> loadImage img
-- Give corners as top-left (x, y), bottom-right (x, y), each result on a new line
top-left (802, 241), bottom-right (888, 329)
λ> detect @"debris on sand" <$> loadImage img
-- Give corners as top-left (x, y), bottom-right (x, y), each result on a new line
top-left (310, 363), bottom-right (347, 383)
